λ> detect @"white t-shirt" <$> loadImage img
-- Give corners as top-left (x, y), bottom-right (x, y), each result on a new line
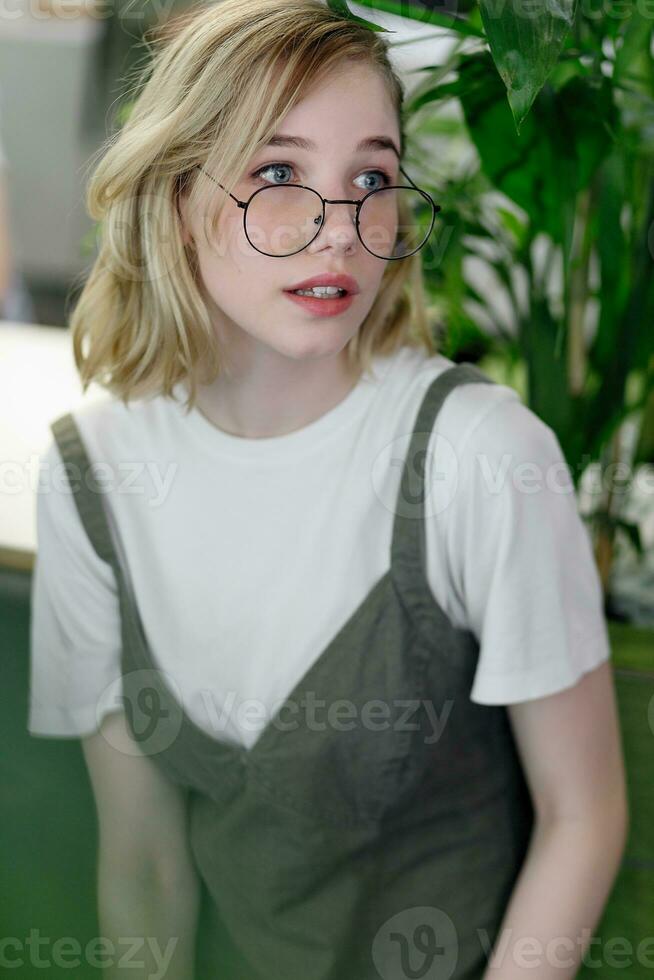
top-left (28, 345), bottom-right (611, 747)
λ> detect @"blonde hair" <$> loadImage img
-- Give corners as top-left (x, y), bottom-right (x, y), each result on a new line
top-left (70, 0), bottom-right (437, 411)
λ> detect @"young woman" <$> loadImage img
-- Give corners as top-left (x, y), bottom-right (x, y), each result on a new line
top-left (28, 1), bottom-right (628, 978)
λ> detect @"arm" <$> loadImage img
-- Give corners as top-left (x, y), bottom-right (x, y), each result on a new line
top-left (482, 660), bottom-right (629, 979)
top-left (82, 710), bottom-right (201, 980)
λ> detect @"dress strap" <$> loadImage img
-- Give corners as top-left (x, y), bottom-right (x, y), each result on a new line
top-left (49, 412), bottom-right (193, 761)
top-left (390, 361), bottom-right (496, 583)
top-left (50, 412), bottom-right (124, 574)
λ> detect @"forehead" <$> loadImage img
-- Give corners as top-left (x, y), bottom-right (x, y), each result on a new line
top-left (274, 63), bottom-right (399, 144)
top-left (262, 133), bottom-right (400, 160)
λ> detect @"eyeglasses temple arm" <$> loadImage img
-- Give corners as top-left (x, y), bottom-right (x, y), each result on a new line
top-left (398, 164), bottom-right (441, 213)
top-left (196, 165), bottom-right (246, 207)
top-left (399, 164), bottom-right (419, 189)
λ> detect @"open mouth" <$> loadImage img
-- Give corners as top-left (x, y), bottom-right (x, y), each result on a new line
top-left (288, 287), bottom-right (348, 298)
top-left (283, 288), bottom-right (355, 316)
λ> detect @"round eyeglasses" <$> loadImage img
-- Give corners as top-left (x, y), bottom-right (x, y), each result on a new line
top-left (195, 164), bottom-right (440, 260)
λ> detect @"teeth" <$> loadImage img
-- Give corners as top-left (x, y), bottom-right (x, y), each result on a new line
top-left (293, 286), bottom-right (346, 297)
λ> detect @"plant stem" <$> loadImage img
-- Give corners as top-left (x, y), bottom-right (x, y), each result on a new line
top-left (567, 185), bottom-right (593, 397)
top-left (594, 426), bottom-right (622, 597)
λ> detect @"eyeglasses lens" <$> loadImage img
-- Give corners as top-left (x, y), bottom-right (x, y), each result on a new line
top-left (244, 185), bottom-right (433, 258)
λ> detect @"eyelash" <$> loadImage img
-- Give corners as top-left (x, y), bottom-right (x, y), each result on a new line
top-left (250, 161), bottom-right (393, 189)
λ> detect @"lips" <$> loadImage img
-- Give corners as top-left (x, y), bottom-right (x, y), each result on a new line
top-left (283, 290), bottom-right (355, 316)
top-left (285, 273), bottom-right (360, 295)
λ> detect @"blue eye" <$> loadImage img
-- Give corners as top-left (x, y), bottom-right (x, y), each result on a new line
top-left (251, 163), bottom-right (294, 185)
top-left (250, 162), bottom-right (392, 192)
top-left (355, 170), bottom-right (392, 192)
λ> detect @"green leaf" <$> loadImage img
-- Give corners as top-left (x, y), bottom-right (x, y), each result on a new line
top-left (479, 0), bottom-right (576, 132)
top-left (520, 294), bottom-right (572, 436)
top-left (585, 180), bottom-right (654, 456)
top-left (326, 0), bottom-right (393, 32)
top-left (116, 100), bottom-right (135, 127)
top-left (455, 52), bottom-right (617, 244)
top-left (546, 56), bottom-right (593, 91)
top-left (344, 0), bottom-right (485, 36)
top-left (614, 7), bottom-right (654, 91)
top-left (591, 148), bottom-right (630, 372)
top-left (403, 57), bottom-right (465, 113)
top-left (633, 387), bottom-right (654, 466)
top-left (406, 79), bottom-right (470, 113)
top-left (614, 519), bottom-right (644, 556)
top-left (496, 206), bottom-right (528, 249)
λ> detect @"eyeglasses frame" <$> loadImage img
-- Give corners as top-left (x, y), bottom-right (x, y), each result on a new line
top-left (194, 163), bottom-right (441, 260)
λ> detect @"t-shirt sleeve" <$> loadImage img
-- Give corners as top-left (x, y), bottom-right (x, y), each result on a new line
top-left (446, 393), bottom-right (611, 705)
top-left (28, 438), bottom-right (125, 738)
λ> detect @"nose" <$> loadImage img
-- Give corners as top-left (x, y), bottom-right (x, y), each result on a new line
top-left (309, 197), bottom-right (358, 253)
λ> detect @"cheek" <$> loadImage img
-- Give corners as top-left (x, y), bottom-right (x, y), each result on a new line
top-left (195, 243), bottom-right (278, 308)
top-left (209, 207), bottom-right (275, 269)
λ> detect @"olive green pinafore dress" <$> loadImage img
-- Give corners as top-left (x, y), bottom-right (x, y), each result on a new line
top-left (51, 361), bottom-right (534, 980)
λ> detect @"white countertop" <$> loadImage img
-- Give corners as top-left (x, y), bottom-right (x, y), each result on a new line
top-left (0, 320), bottom-right (106, 569)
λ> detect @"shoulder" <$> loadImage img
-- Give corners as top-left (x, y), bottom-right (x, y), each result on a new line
top-left (395, 349), bottom-right (542, 467)
top-left (46, 385), bottom-right (184, 472)
top-left (454, 388), bottom-right (567, 494)
top-left (39, 389), bottom-right (180, 539)
top-left (426, 362), bottom-right (573, 532)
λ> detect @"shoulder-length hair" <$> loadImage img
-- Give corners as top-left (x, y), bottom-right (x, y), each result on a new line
top-left (70, 0), bottom-right (437, 411)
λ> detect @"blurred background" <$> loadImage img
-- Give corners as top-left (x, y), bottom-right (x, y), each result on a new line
top-left (1, 0), bottom-right (652, 976)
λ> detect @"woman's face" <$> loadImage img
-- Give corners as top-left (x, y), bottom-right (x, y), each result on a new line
top-left (178, 61), bottom-right (401, 369)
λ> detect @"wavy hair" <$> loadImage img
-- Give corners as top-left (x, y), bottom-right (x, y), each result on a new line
top-left (70, 0), bottom-right (437, 411)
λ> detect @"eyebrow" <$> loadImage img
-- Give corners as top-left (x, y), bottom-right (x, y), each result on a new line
top-left (263, 134), bottom-right (401, 159)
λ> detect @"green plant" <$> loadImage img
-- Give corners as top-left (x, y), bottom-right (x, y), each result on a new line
top-left (332, 0), bottom-right (654, 602)
top-left (87, 0), bottom-right (654, 607)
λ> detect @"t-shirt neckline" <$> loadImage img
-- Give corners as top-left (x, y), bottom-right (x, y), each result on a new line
top-left (171, 348), bottom-right (404, 461)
